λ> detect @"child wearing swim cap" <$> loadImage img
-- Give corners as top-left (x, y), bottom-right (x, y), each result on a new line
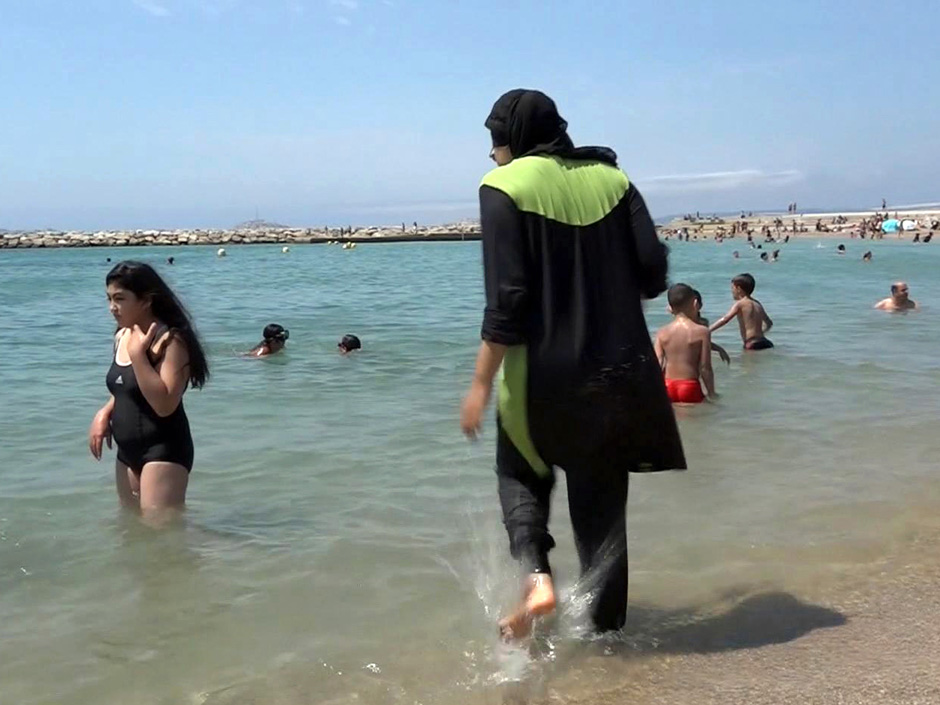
top-left (250, 324), bottom-right (289, 357)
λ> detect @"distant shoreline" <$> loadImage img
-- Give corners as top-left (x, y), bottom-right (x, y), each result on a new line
top-left (3, 206), bottom-right (938, 249)
top-left (0, 226), bottom-right (482, 250)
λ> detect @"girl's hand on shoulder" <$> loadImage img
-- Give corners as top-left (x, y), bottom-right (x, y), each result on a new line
top-left (127, 323), bottom-right (157, 363)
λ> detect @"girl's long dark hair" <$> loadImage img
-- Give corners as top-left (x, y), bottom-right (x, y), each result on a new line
top-left (106, 261), bottom-right (209, 389)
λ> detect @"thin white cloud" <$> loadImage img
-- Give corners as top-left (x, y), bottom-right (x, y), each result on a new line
top-left (639, 169), bottom-right (803, 194)
top-left (330, 0), bottom-right (359, 9)
top-left (334, 15), bottom-right (352, 24)
top-left (132, 0), bottom-right (170, 17)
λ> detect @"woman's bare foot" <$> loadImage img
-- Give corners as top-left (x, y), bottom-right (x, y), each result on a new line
top-left (499, 573), bottom-right (556, 641)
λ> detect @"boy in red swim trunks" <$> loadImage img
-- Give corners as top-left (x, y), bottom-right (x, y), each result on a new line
top-left (710, 273), bottom-right (774, 350)
top-left (654, 283), bottom-right (718, 404)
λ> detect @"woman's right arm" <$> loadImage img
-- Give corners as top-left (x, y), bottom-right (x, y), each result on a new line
top-left (625, 183), bottom-right (669, 300)
top-left (89, 396), bottom-right (115, 460)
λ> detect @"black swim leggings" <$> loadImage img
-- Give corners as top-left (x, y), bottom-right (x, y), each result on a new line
top-left (496, 421), bottom-right (630, 632)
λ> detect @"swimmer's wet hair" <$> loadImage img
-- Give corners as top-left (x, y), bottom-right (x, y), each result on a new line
top-left (732, 273), bottom-right (756, 295)
top-left (338, 334), bottom-right (361, 351)
top-left (667, 283), bottom-right (696, 310)
top-left (263, 323), bottom-right (289, 342)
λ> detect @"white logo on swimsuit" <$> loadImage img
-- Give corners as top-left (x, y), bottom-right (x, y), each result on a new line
top-left (115, 375), bottom-right (124, 385)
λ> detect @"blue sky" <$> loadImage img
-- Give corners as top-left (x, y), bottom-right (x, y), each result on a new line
top-left (1, 0), bottom-right (937, 230)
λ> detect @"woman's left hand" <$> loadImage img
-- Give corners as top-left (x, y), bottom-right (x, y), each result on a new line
top-left (127, 323), bottom-right (157, 363)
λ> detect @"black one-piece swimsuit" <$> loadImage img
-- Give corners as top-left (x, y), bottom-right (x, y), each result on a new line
top-left (105, 335), bottom-right (194, 473)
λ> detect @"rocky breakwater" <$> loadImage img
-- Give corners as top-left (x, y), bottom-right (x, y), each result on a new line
top-left (0, 222), bottom-right (482, 250)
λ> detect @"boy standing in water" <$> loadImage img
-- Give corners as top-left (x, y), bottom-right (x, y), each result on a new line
top-left (655, 284), bottom-right (717, 404)
top-left (710, 273), bottom-right (774, 350)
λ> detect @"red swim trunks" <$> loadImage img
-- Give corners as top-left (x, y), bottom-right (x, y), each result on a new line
top-left (665, 378), bottom-right (705, 404)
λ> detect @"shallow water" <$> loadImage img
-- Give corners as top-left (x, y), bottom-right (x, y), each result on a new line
top-left (1, 238), bottom-right (938, 704)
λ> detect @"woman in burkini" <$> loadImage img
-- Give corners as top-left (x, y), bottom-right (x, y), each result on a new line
top-left (88, 262), bottom-right (209, 521)
top-left (461, 89), bottom-right (686, 640)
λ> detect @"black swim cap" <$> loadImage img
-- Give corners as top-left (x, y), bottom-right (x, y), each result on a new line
top-left (263, 324), bottom-right (289, 342)
top-left (339, 334), bottom-right (361, 351)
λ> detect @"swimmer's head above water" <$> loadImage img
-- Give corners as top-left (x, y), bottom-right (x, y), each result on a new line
top-left (254, 324), bottom-right (289, 356)
top-left (337, 334), bottom-right (361, 354)
top-left (731, 273), bottom-right (756, 299)
top-left (666, 283), bottom-right (697, 318)
top-left (691, 289), bottom-right (708, 324)
top-left (890, 281), bottom-right (910, 304)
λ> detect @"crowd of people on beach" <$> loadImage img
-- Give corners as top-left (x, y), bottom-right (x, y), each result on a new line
top-left (85, 88), bottom-right (926, 648)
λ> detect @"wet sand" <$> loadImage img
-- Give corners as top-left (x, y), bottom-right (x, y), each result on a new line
top-left (539, 501), bottom-right (940, 705)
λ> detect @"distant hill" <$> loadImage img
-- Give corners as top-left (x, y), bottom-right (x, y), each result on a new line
top-left (234, 219), bottom-right (291, 231)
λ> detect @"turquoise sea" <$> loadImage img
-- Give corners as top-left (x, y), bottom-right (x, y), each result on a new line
top-left (1, 238), bottom-right (939, 704)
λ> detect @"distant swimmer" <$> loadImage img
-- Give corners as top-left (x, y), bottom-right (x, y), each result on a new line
top-left (691, 290), bottom-right (731, 365)
top-left (249, 324), bottom-right (289, 357)
top-left (733, 250), bottom-right (740, 259)
top-left (167, 256), bottom-right (175, 265)
top-left (772, 249), bottom-right (780, 261)
top-left (654, 284), bottom-right (717, 404)
top-left (89, 261), bottom-right (209, 523)
top-left (760, 252), bottom-right (769, 262)
top-left (837, 244), bottom-right (846, 255)
top-left (862, 251), bottom-right (873, 262)
top-left (875, 282), bottom-right (918, 312)
top-left (337, 334), bottom-right (361, 354)
top-left (710, 273), bottom-right (774, 350)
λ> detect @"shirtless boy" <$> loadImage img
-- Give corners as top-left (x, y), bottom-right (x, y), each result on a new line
top-left (710, 273), bottom-right (774, 350)
top-left (655, 283), bottom-right (717, 404)
top-left (875, 282), bottom-right (918, 311)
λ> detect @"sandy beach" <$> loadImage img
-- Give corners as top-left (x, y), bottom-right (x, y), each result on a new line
top-left (662, 208), bottom-right (940, 243)
top-left (567, 526), bottom-right (940, 705)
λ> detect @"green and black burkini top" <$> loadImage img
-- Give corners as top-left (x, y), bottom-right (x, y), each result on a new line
top-left (480, 90), bottom-right (686, 477)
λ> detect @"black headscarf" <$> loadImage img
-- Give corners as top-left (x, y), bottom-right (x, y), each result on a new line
top-left (484, 89), bottom-right (618, 167)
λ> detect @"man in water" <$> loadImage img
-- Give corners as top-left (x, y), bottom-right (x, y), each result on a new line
top-left (461, 89), bottom-right (685, 641)
top-left (655, 284), bottom-right (717, 404)
top-left (875, 282), bottom-right (918, 311)
top-left (710, 273), bottom-right (774, 350)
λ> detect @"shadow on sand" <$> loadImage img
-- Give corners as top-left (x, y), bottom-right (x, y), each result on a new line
top-left (495, 591), bottom-right (847, 704)
top-left (620, 589), bottom-right (847, 655)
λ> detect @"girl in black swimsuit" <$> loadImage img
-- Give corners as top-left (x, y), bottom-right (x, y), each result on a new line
top-left (88, 261), bottom-right (209, 521)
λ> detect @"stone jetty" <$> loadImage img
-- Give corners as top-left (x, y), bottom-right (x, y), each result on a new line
top-left (0, 221), bottom-right (482, 249)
